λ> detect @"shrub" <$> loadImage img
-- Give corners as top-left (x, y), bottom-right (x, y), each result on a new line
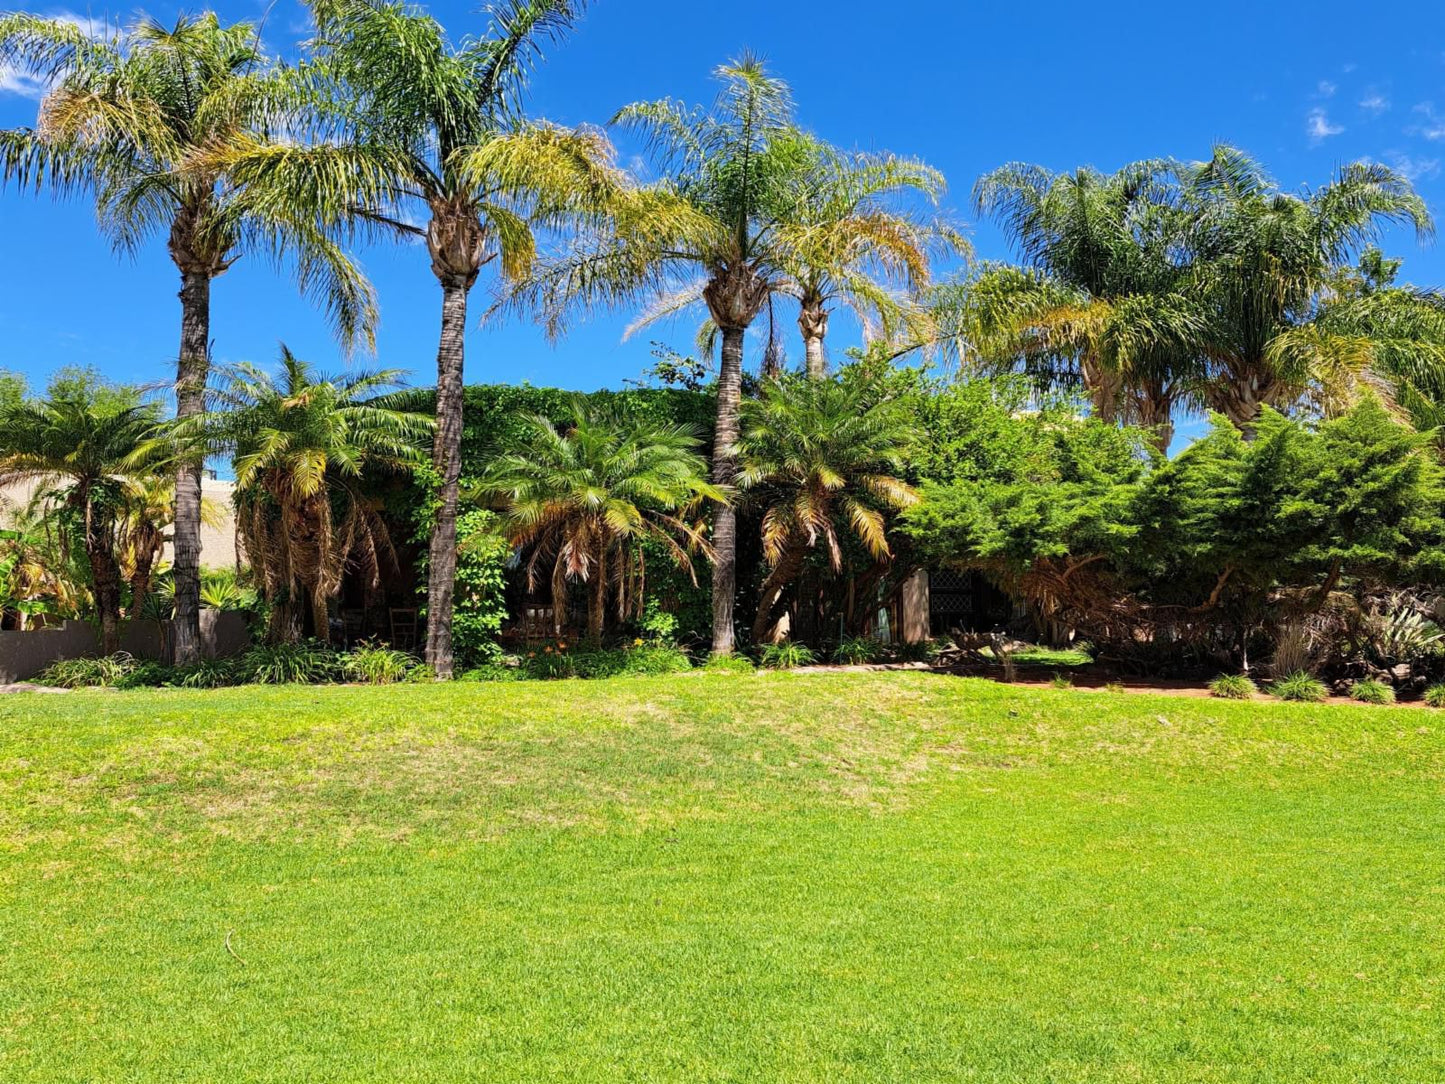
top-left (1269, 671), bottom-right (1328, 703)
top-left (758, 641), bottom-right (816, 670)
top-left (637, 599), bottom-right (680, 646)
top-left (1209, 674), bottom-right (1257, 700)
top-left (37, 652), bottom-right (135, 688)
top-left (1050, 672), bottom-right (1074, 690)
top-left (1270, 623), bottom-right (1316, 678)
top-left (235, 640), bottom-right (341, 685)
top-left (832, 636), bottom-right (883, 665)
top-left (892, 639), bottom-right (935, 663)
top-left (172, 658), bottom-right (239, 689)
top-left (117, 660), bottom-right (174, 689)
top-left (522, 644), bottom-right (578, 680)
top-left (1348, 679), bottom-right (1395, 705)
top-left (703, 653), bottom-right (756, 674)
top-left (1104, 681), bottom-right (1126, 694)
top-left (1424, 683), bottom-right (1445, 708)
top-left (342, 642), bottom-right (418, 685)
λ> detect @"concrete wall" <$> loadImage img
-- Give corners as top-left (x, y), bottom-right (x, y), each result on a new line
top-left (0, 611), bottom-right (251, 683)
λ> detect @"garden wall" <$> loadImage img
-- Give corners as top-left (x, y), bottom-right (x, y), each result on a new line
top-left (0, 611), bottom-right (250, 683)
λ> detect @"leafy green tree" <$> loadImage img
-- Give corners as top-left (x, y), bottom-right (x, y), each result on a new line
top-left (187, 350), bottom-right (432, 644)
top-left (0, 11), bottom-right (379, 665)
top-left (0, 378), bottom-right (164, 651)
top-left (216, 0), bottom-right (616, 676)
top-left (474, 401), bottom-right (722, 642)
top-left (515, 56), bottom-right (817, 654)
top-left (735, 375), bottom-right (919, 644)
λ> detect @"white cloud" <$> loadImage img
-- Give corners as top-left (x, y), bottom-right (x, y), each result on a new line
top-left (1360, 92), bottom-right (1390, 115)
top-left (1412, 102), bottom-right (1445, 140)
top-left (1317, 79), bottom-right (1337, 97)
top-left (1307, 107), bottom-right (1344, 144)
top-left (1386, 153), bottom-right (1440, 181)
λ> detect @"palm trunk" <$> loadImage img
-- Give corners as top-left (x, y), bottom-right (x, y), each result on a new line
top-left (799, 304), bottom-right (828, 379)
top-left (752, 542), bottom-right (806, 644)
top-left (424, 280), bottom-right (470, 678)
top-left (170, 269), bottom-right (211, 665)
top-left (710, 325), bottom-right (746, 655)
top-left (83, 503), bottom-right (124, 656)
top-left (587, 543), bottom-right (607, 644)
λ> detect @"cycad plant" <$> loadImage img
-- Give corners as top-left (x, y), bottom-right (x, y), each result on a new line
top-left (474, 402), bottom-right (722, 642)
top-left (214, 0), bottom-right (618, 676)
top-left (186, 349), bottom-right (432, 643)
top-left (0, 380), bottom-right (165, 651)
top-left (0, 11), bottom-right (380, 663)
top-left (735, 375), bottom-right (919, 645)
top-left (516, 56), bottom-right (822, 654)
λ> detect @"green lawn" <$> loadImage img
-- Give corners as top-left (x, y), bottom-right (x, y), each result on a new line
top-left (2, 673), bottom-right (1442, 1082)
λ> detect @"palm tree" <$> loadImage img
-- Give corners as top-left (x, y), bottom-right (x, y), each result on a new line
top-left (515, 56), bottom-right (818, 654)
top-left (965, 159), bottom-right (1202, 451)
top-left (114, 476), bottom-right (225, 610)
top-left (1179, 146), bottom-right (1433, 431)
top-left (0, 11), bottom-right (379, 665)
top-left (0, 504), bottom-right (86, 630)
top-left (0, 383), bottom-right (165, 652)
top-left (211, 0), bottom-right (618, 676)
top-left (735, 375), bottom-right (919, 645)
top-left (776, 145), bottom-right (967, 377)
top-left (188, 350), bottom-right (432, 644)
top-left (474, 402), bottom-right (721, 642)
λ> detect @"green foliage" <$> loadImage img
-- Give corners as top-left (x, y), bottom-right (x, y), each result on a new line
top-left (36, 652), bottom-right (136, 688)
top-left (234, 641), bottom-right (342, 685)
top-left (832, 636), bottom-right (885, 665)
top-left (1209, 674), bottom-right (1258, 700)
top-left (638, 599), bottom-right (681, 645)
top-left (1424, 683), bottom-right (1445, 708)
top-left (343, 642), bottom-right (419, 686)
top-left (458, 663), bottom-right (526, 683)
top-left (1349, 679), bottom-right (1396, 705)
top-left (1269, 672), bottom-right (1329, 703)
top-left (1049, 672), bottom-right (1074, 690)
top-left (758, 641), bottom-right (816, 669)
top-left (451, 509), bottom-right (511, 668)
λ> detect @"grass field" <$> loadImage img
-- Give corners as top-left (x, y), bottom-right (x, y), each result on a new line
top-left (2, 672), bottom-right (1442, 1082)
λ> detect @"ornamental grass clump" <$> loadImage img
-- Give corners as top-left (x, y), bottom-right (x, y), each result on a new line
top-left (1269, 672), bottom-right (1328, 703)
top-left (1348, 679), bottom-right (1395, 705)
top-left (1209, 674), bottom-right (1257, 700)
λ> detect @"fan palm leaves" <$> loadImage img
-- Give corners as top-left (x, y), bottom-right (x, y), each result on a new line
top-left (182, 349), bottom-right (432, 644)
top-left (474, 402), bottom-right (722, 641)
top-left (735, 375), bottom-right (919, 644)
top-left (0, 382), bottom-right (166, 651)
top-left (0, 11), bottom-right (381, 665)
top-left (206, 0), bottom-right (618, 676)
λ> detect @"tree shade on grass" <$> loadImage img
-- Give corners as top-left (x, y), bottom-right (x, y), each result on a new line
top-left (2, 672), bottom-right (1442, 1082)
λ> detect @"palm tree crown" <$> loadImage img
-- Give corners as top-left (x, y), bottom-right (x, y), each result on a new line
top-left (475, 402), bottom-right (722, 641)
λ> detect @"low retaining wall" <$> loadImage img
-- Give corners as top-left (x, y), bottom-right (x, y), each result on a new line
top-left (0, 611), bottom-right (251, 683)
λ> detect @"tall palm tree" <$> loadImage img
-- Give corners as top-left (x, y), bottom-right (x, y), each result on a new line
top-left (475, 402), bottom-right (721, 641)
top-left (965, 159), bottom-right (1202, 450)
top-left (187, 350), bottom-right (432, 644)
top-left (0, 383), bottom-right (164, 652)
top-left (515, 56), bottom-right (817, 654)
top-left (0, 11), bottom-right (378, 665)
top-left (0, 504), bottom-right (86, 630)
top-left (735, 375), bottom-right (919, 645)
top-left (1179, 146), bottom-right (1433, 431)
top-left (212, 0), bottom-right (618, 676)
top-left (777, 146), bottom-right (967, 377)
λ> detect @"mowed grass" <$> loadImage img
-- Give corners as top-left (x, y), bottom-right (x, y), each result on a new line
top-left (1, 673), bottom-right (1442, 1082)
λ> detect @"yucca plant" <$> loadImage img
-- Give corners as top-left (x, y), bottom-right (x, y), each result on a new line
top-left (1209, 674), bottom-right (1258, 700)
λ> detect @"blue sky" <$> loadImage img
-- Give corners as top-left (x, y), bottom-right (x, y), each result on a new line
top-left (3, 0), bottom-right (1444, 451)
